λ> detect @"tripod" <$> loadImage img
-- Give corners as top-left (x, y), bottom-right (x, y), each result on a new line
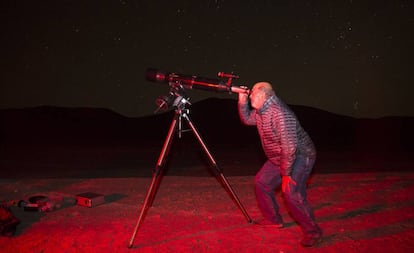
top-left (128, 90), bottom-right (252, 248)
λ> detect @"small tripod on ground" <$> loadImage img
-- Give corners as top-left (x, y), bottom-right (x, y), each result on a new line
top-left (128, 84), bottom-right (252, 248)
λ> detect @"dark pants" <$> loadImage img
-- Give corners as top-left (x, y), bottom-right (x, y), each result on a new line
top-left (255, 155), bottom-right (321, 236)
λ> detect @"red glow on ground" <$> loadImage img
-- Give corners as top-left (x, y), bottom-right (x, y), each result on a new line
top-left (1, 173), bottom-right (413, 252)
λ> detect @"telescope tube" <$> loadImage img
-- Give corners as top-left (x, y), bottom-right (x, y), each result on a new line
top-left (145, 68), bottom-right (249, 94)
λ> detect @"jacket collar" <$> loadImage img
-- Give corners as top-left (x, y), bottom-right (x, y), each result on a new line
top-left (258, 95), bottom-right (276, 114)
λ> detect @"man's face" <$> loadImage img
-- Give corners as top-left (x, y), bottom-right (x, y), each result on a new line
top-left (249, 86), bottom-right (266, 109)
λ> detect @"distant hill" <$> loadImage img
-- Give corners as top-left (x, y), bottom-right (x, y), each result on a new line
top-left (1, 98), bottom-right (413, 152)
top-left (190, 98), bottom-right (414, 152)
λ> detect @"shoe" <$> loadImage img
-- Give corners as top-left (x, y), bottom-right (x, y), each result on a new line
top-left (253, 219), bottom-right (284, 228)
top-left (300, 233), bottom-right (322, 247)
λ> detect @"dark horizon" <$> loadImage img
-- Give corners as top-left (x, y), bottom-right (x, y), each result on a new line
top-left (1, 98), bottom-right (412, 178)
top-left (1, 97), bottom-right (413, 147)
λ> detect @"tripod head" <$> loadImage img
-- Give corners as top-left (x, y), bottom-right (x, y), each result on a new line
top-left (154, 82), bottom-right (191, 113)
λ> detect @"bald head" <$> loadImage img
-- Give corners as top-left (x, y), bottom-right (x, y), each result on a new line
top-left (249, 82), bottom-right (274, 109)
top-left (252, 82), bottom-right (274, 98)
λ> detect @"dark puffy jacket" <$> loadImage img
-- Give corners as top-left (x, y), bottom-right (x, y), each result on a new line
top-left (238, 95), bottom-right (316, 176)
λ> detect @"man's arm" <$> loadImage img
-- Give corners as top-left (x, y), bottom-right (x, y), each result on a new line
top-left (238, 93), bottom-right (256, 126)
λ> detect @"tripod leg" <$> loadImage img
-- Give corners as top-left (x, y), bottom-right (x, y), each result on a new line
top-left (182, 114), bottom-right (253, 223)
top-left (128, 113), bottom-right (179, 248)
top-left (128, 172), bottom-right (159, 248)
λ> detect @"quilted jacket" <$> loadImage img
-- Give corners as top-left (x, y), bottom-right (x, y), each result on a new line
top-left (238, 95), bottom-right (316, 176)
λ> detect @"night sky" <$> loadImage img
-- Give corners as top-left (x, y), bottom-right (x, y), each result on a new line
top-left (1, 0), bottom-right (413, 118)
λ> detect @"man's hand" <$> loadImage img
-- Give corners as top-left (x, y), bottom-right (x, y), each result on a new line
top-left (238, 92), bottom-right (249, 104)
top-left (282, 175), bottom-right (296, 193)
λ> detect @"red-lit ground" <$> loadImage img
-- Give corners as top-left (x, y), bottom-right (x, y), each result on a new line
top-left (1, 171), bottom-right (413, 252)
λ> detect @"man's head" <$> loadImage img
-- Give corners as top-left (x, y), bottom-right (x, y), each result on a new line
top-left (249, 82), bottom-right (274, 109)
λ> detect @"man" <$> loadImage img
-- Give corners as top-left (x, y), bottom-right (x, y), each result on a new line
top-left (238, 82), bottom-right (322, 247)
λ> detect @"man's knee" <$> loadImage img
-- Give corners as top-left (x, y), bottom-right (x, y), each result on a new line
top-left (255, 178), bottom-right (269, 192)
top-left (284, 191), bottom-right (305, 205)
top-left (255, 172), bottom-right (267, 186)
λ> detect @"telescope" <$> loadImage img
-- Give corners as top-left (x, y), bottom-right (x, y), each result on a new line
top-left (145, 68), bottom-right (250, 95)
top-left (129, 68), bottom-right (254, 247)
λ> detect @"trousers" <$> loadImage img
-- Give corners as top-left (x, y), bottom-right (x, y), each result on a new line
top-left (255, 155), bottom-right (321, 235)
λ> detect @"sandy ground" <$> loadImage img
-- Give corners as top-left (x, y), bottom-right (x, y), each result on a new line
top-left (1, 171), bottom-right (413, 253)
